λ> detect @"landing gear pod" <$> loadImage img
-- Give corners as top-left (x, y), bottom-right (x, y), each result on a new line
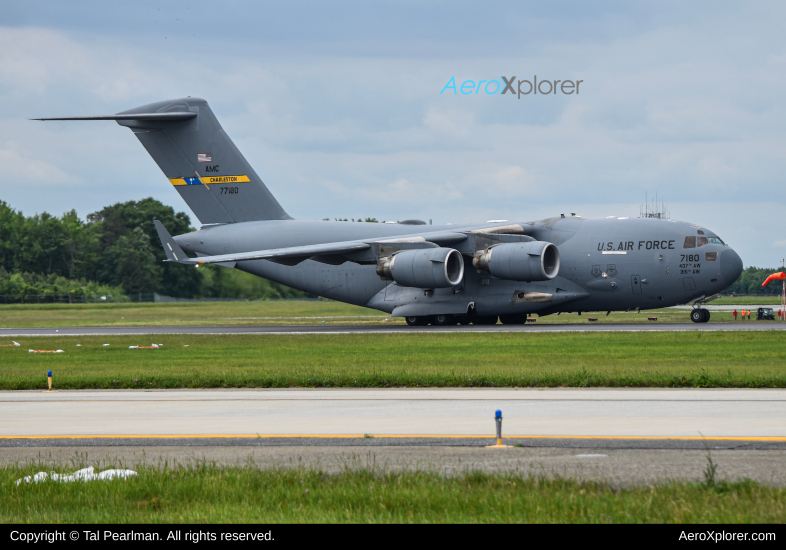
top-left (377, 248), bottom-right (465, 288)
top-left (473, 241), bottom-right (560, 281)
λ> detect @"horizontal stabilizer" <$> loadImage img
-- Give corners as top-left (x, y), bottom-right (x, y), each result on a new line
top-left (31, 113), bottom-right (196, 122)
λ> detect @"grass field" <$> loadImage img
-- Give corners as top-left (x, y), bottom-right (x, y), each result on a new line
top-left (2, 300), bottom-right (784, 328)
top-left (713, 297), bottom-right (785, 306)
top-left (3, 332), bottom-right (785, 389)
top-left (2, 466), bottom-right (783, 523)
top-left (0, 301), bottom-right (390, 328)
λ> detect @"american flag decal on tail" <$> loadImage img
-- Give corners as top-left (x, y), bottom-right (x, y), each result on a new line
top-left (198, 153), bottom-right (212, 162)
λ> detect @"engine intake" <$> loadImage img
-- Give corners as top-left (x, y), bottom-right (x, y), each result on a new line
top-left (377, 248), bottom-right (464, 288)
top-left (473, 241), bottom-right (560, 281)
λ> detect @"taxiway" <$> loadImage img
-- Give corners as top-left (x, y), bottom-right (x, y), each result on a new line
top-left (3, 388), bottom-right (784, 486)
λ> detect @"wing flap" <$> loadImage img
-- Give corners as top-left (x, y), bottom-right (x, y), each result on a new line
top-left (191, 241), bottom-right (372, 266)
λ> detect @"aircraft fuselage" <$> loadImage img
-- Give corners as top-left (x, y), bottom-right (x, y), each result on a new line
top-left (174, 215), bottom-right (742, 317)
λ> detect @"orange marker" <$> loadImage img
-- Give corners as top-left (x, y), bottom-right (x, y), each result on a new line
top-left (762, 272), bottom-right (786, 287)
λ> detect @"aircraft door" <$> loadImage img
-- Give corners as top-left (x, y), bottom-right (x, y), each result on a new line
top-left (631, 274), bottom-right (642, 295)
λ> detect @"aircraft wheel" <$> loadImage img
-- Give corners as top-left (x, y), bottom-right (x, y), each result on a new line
top-left (701, 308), bottom-right (710, 323)
top-left (457, 316), bottom-right (472, 326)
top-left (473, 316), bottom-right (499, 325)
top-left (405, 316), bottom-right (427, 326)
top-left (690, 309), bottom-right (704, 323)
top-left (499, 314), bottom-right (527, 325)
top-left (429, 314), bottom-right (458, 326)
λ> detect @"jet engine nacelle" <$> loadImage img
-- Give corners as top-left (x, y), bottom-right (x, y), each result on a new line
top-left (473, 241), bottom-right (560, 281)
top-left (377, 248), bottom-right (465, 288)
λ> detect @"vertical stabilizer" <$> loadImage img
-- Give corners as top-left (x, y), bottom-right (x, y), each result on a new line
top-left (117, 97), bottom-right (290, 224)
top-left (35, 97), bottom-right (290, 224)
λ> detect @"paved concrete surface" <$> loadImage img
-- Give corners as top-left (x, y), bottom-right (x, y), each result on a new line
top-left (2, 323), bottom-right (786, 336)
top-left (3, 446), bottom-right (784, 487)
top-left (2, 436), bottom-right (783, 450)
top-left (4, 388), bottom-right (784, 486)
top-left (2, 388), bottom-right (784, 439)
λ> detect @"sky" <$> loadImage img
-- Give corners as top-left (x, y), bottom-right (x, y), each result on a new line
top-left (1, 0), bottom-right (785, 266)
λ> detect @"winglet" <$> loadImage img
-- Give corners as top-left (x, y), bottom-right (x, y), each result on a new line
top-left (153, 219), bottom-right (195, 264)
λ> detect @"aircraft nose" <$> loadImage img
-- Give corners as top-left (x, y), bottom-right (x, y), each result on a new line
top-left (721, 248), bottom-right (743, 285)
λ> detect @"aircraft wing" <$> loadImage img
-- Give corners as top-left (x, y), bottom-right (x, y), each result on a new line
top-left (154, 220), bottom-right (373, 266)
top-left (154, 220), bottom-right (474, 267)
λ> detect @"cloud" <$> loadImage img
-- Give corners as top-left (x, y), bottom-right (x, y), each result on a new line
top-left (1, 2), bottom-right (786, 266)
top-left (355, 177), bottom-right (463, 203)
top-left (0, 141), bottom-right (76, 183)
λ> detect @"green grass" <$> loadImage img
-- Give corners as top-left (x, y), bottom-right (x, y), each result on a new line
top-left (2, 466), bottom-right (784, 523)
top-left (0, 300), bottom-right (779, 328)
top-left (3, 332), bottom-right (786, 389)
top-left (0, 300), bottom-right (391, 328)
top-left (713, 296), bottom-right (785, 305)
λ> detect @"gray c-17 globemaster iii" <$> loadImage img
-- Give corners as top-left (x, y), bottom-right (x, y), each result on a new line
top-left (35, 97), bottom-right (743, 325)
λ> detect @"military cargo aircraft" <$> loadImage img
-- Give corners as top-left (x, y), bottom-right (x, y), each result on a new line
top-left (36, 97), bottom-right (743, 325)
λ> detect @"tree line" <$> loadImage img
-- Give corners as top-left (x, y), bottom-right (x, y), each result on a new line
top-left (725, 266), bottom-right (786, 296)
top-left (0, 199), bottom-right (309, 299)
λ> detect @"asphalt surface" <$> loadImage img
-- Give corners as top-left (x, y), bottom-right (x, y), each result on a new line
top-left (4, 446), bottom-right (785, 487)
top-left (3, 322), bottom-right (786, 336)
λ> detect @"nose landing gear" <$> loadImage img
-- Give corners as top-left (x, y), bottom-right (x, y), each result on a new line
top-left (688, 294), bottom-right (719, 323)
top-left (690, 308), bottom-right (710, 323)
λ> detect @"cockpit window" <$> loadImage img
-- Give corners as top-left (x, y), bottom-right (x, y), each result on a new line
top-left (687, 235), bottom-right (723, 247)
top-left (697, 230), bottom-right (705, 235)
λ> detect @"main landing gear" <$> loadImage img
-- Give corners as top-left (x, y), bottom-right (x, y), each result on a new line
top-left (404, 316), bottom-right (429, 326)
top-left (405, 315), bottom-right (463, 326)
top-left (690, 308), bottom-right (710, 323)
top-left (405, 314), bottom-right (530, 326)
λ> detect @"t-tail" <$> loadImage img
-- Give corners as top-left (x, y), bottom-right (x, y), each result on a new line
top-left (33, 97), bottom-right (290, 225)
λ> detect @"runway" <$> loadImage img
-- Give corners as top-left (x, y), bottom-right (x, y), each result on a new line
top-left (3, 322), bottom-right (786, 337)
